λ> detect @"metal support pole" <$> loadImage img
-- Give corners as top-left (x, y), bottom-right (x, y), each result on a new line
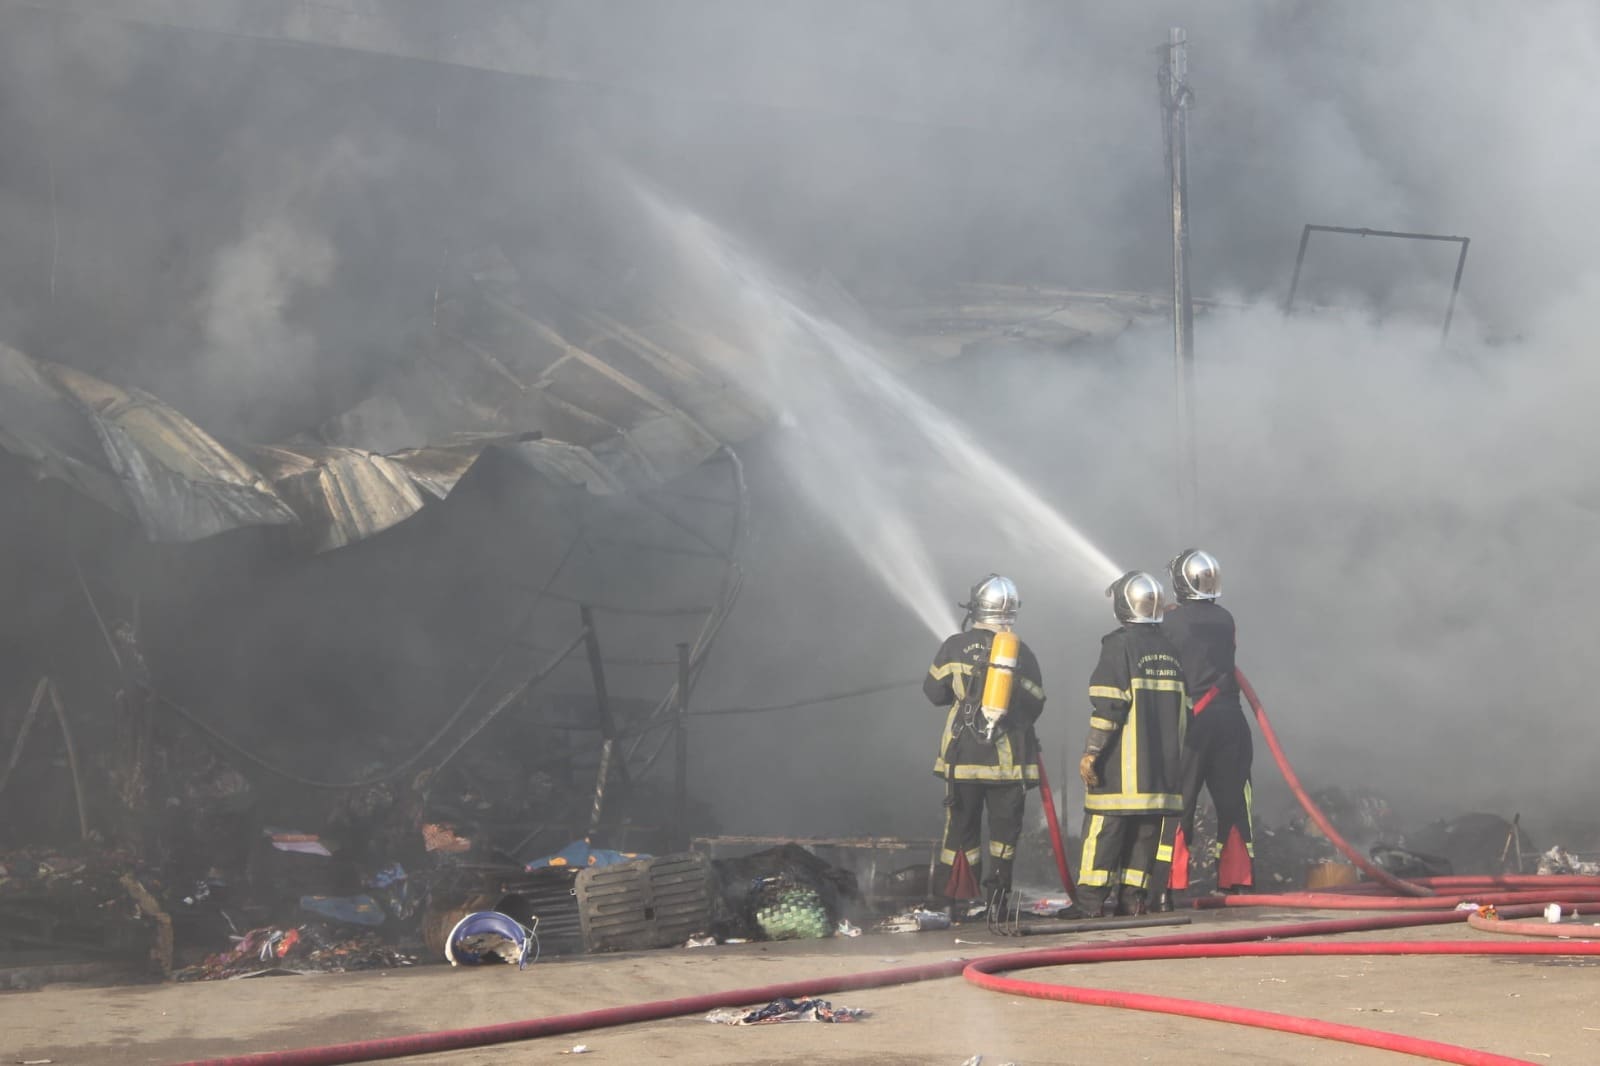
top-left (1442, 238), bottom-right (1470, 344)
top-left (1285, 223), bottom-right (1313, 313)
top-left (675, 642), bottom-right (690, 849)
top-left (581, 605), bottom-right (628, 841)
top-left (1162, 26), bottom-right (1199, 534)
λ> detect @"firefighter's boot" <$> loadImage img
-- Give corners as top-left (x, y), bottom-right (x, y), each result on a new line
top-left (1074, 886), bottom-right (1111, 918)
top-left (1114, 887), bottom-right (1149, 917)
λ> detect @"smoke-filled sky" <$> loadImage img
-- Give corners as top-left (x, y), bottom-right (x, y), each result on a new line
top-left (2, 2), bottom-right (1599, 847)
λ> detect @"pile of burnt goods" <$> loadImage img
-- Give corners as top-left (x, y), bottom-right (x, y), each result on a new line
top-left (1213, 788), bottom-right (1551, 893)
top-left (530, 843), bottom-right (864, 954)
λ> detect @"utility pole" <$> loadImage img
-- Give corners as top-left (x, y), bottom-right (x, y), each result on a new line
top-left (1161, 27), bottom-right (1199, 534)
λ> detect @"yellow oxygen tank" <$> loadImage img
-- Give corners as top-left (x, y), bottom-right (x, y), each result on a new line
top-left (979, 630), bottom-right (1019, 737)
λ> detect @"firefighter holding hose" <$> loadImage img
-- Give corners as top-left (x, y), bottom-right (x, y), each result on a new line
top-left (926, 574), bottom-right (1046, 917)
top-left (1076, 571), bottom-right (1187, 917)
top-left (1153, 548), bottom-right (1254, 906)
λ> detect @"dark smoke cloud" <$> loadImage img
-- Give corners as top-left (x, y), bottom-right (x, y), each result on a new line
top-left (0, 2), bottom-right (1597, 849)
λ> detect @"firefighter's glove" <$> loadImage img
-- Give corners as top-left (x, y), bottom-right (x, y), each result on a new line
top-left (1079, 752), bottom-right (1100, 789)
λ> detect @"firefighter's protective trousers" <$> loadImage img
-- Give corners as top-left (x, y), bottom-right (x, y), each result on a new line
top-left (1155, 600), bottom-right (1254, 892)
top-left (925, 626), bottom-right (1045, 900)
top-left (939, 781), bottom-right (1026, 898)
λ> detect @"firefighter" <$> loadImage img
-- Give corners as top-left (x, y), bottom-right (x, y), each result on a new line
top-left (925, 574), bottom-right (1046, 916)
top-left (1076, 570), bottom-right (1187, 917)
top-left (1153, 548), bottom-right (1254, 906)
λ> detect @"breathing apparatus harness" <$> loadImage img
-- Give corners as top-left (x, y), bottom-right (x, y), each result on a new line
top-left (953, 622), bottom-right (1020, 748)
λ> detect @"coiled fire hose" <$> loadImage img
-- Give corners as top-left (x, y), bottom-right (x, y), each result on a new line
top-left (175, 672), bottom-right (1600, 1066)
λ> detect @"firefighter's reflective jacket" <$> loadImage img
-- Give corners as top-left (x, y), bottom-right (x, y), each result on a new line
top-left (1161, 600), bottom-right (1240, 712)
top-left (925, 628), bottom-right (1046, 786)
top-left (1084, 625), bottom-right (1187, 813)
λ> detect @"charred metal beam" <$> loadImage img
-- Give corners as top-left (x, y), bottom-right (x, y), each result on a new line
top-left (1285, 223), bottom-right (1471, 344)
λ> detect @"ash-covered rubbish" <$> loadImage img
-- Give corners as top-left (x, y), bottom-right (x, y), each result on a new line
top-left (708, 844), bottom-right (862, 942)
top-left (704, 997), bottom-right (870, 1025)
top-left (876, 908), bottom-right (952, 933)
top-left (174, 920), bottom-right (420, 980)
top-left (1538, 845), bottom-right (1600, 877)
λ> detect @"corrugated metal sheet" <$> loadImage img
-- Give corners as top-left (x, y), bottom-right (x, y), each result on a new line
top-left (0, 279), bottom-right (1160, 553)
top-left (0, 272), bottom-right (768, 551)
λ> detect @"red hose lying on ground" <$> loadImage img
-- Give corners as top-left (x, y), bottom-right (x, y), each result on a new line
top-left (177, 908), bottom-right (1561, 1066)
top-left (964, 936), bottom-right (1600, 1066)
top-left (1467, 909), bottom-right (1600, 938)
top-left (1310, 876), bottom-right (1600, 894)
top-left (1197, 889), bottom-right (1600, 910)
top-left (1237, 668), bottom-right (1434, 896)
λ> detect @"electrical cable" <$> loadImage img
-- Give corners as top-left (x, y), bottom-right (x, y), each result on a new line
top-left (689, 678), bottom-right (921, 717)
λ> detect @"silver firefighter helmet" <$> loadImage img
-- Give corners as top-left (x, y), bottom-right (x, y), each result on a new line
top-left (1168, 548), bottom-right (1221, 601)
top-left (963, 574), bottom-right (1021, 628)
top-left (1106, 570), bottom-right (1163, 624)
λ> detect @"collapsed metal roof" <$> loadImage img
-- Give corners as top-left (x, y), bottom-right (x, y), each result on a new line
top-left (0, 269), bottom-right (769, 553)
top-left (0, 273), bottom-right (1160, 555)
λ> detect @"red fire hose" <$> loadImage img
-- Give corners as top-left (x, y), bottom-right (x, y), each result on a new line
top-left (1034, 753), bottom-right (1075, 893)
top-left (964, 935), bottom-right (1600, 1066)
top-left (1195, 887), bottom-right (1600, 910)
top-left (179, 906), bottom-right (1587, 1066)
top-left (1210, 670), bottom-right (1600, 913)
top-left (1237, 668), bottom-right (1433, 896)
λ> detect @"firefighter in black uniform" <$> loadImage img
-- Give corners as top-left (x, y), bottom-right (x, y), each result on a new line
top-left (925, 574), bottom-right (1046, 916)
top-left (1153, 548), bottom-right (1254, 905)
top-left (1076, 570), bottom-right (1187, 917)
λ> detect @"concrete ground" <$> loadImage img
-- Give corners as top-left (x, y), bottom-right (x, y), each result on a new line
top-left (2, 910), bottom-right (1598, 1066)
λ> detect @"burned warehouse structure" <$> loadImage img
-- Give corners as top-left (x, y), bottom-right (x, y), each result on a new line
top-left (2, 4), bottom-right (1600, 1064)
top-left (0, 2), bottom-right (1183, 977)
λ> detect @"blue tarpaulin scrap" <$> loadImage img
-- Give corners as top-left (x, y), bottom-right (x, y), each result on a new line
top-left (299, 894), bottom-right (386, 926)
top-left (524, 839), bottom-right (645, 872)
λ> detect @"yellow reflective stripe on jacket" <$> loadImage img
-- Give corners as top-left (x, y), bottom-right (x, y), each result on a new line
top-left (1131, 677), bottom-right (1185, 693)
top-left (1088, 715), bottom-right (1119, 732)
top-left (932, 705), bottom-right (959, 774)
top-left (947, 762), bottom-right (1040, 782)
top-left (929, 660), bottom-right (974, 702)
top-left (1018, 677), bottom-right (1045, 700)
top-left (1121, 697), bottom-right (1139, 799)
top-left (1084, 791), bottom-right (1182, 812)
top-left (1089, 684), bottom-right (1130, 702)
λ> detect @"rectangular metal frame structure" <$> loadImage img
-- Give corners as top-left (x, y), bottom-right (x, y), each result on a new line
top-left (1285, 224), bottom-right (1471, 343)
